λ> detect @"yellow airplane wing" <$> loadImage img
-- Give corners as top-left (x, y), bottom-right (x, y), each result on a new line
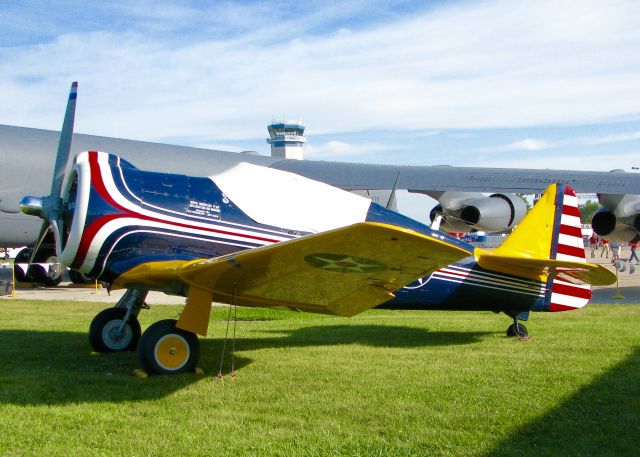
top-left (112, 222), bottom-right (469, 335)
top-left (136, 222), bottom-right (466, 335)
top-left (180, 222), bottom-right (469, 315)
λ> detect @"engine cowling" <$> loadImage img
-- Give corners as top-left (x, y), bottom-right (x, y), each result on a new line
top-left (428, 192), bottom-right (527, 233)
top-left (591, 194), bottom-right (640, 243)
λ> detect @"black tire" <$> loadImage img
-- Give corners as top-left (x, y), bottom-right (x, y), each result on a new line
top-left (507, 322), bottom-right (528, 338)
top-left (13, 263), bottom-right (27, 282)
top-left (27, 264), bottom-right (63, 286)
top-left (13, 248), bottom-right (32, 282)
top-left (25, 251), bottom-right (63, 286)
top-left (137, 319), bottom-right (200, 375)
top-left (69, 269), bottom-right (93, 284)
top-left (89, 307), bottom-right (141, 352)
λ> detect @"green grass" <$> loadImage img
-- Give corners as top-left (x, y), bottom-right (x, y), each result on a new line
top-left (0, 301), bottom-right (638, 456)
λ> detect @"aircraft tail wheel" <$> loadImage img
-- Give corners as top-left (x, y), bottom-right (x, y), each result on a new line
top-left (137, 319), bottom-right (200, 375)
top-left (89, 307), bottom-right (141, 352)
top-left (506, 322), bottom-right (528, 338)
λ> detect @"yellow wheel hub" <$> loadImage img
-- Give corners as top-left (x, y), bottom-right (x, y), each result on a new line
top-left (154, 334), bottom-right (190, 370)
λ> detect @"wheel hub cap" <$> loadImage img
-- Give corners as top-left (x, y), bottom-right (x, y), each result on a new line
top-left (102, 320), bottom-right (132, 350)
top-left (155, 335), bottom-right (189, 371)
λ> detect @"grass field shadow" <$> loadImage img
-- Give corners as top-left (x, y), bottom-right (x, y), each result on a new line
top-left (200, 324), bottom-right (492, 375)
top-left (486, 346), bottom-right (640, 457)
top-left (246, 324), bottom-right (492, 349)
top-left (0, 330), bottom-right (228, 405)
top-left (0, 325), bottom-right (490, 406)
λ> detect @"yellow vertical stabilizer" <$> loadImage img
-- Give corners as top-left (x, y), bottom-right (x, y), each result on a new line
top-left (475, 183), bottom-right (616, 286)
top-left (490, 183), bottom-right (558, 259)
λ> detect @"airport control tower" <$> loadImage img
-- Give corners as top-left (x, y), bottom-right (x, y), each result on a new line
top-left (267, 120), bottom-right (306, 160)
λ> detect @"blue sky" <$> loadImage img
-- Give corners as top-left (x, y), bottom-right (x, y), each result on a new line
top-left (1, 0), bottom-right (639, 176)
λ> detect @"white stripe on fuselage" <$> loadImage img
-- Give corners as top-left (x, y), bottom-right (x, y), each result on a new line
top-left (78, 216), bottom-right (271, 273)
top-left (114, 157), bottom-right (295, 237)
top-left (97, 153), bottom-right (292, 243)
top-left (406, 264), bottom-right (545, 298)
top-left (95, 229), bottom-right (258, 277)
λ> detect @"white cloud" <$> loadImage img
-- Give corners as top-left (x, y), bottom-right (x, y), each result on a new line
top-left (481, 129), bottom-right (640, 154)
top-left (475, 137), bottom-right (553, 153)
top-left (305, 140), bottom-right (397, 159)
top-left (471, 151), bottom-right (640, 172)
top-left (0, 0), bottom-right (639, 145)
top-left (581, 131), bottom-right (640, 145)
top-left (504, 138), bottom-right (552, 151)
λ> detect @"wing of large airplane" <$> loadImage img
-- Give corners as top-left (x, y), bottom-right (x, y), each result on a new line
top-left (2, 123), bottom-right (639, 196)
top-left (270, 159), bottom-right (640, 194)
top-left (2, 122), bottom-right (640, 249)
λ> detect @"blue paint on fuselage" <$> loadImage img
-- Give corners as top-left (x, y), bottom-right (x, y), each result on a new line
top-left (385, 258), bottom-right (546, 313)
top-left (84, 157), bottom-right (303, 281)
top-left (365, 203), bottom-right (545, 312)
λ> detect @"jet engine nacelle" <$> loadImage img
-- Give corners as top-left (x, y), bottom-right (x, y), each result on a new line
top-left (428, 192), bottom-right (527, 233)
top-left (591, 193), bottom-right (640, 243)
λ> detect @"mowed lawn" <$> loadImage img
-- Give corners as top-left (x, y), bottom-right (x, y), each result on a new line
top-left (0, 300), bottom-right (638, 456)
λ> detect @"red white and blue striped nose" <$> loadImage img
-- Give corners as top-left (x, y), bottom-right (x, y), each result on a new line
top-left (549, 186), bottom-right (591, 312)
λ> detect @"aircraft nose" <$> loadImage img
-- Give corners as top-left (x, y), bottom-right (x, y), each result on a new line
top-left (19, 196), bottom-right (45, 218)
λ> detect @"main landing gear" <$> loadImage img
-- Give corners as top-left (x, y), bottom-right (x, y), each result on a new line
top-left (89, 307), bottom-right (141, 352)
top-left (89, 289), bottom-right (147, 352)
top-left (88, 288), bottom-right (201, 375)
top-left (137, 319), bottom-right (200, 375)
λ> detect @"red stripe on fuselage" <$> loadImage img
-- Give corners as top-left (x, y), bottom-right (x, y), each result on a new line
top-left (72, 152), bottom-right (282, 268)
top-left (71, 214), bottom-right (124, 269)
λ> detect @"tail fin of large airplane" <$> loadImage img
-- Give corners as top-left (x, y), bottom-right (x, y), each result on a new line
top-left (476, 184), bottom-right (615, 311)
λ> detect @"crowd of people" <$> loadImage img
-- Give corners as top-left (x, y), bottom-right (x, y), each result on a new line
top-left (588, 234), bottom-right (639, 264)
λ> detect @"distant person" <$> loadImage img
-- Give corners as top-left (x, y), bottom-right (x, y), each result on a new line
top-left (599, 238), bottom-right (610, 258)
top-left (611, 242), bottom-right (621, 262)
top-left (629, 241), bottom-right (639, 264)
top-left (589, 234), bottom-right (598, 257)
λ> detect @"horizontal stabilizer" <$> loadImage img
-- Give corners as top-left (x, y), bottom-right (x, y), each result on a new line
top-left (476, 250), bottom-right (616, 286)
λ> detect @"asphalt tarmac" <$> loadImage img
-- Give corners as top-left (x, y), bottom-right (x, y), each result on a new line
top-left (0, 281), bottom-right (187, 304)
top-left (1, 256), bottom-right (639, 305)
top-left (589, 254), bottom-right (640, 304)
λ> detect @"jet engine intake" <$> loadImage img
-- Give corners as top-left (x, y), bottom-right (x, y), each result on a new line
top-left (429, 192), bottom-right (527, 233)
top-left (592, 194), bottom-right (640, 243)
top-left (591, 208), bottom-right (640, 243)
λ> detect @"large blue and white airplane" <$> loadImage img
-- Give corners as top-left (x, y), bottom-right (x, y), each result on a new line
top-left (19, 83), bottom-right (615, 375)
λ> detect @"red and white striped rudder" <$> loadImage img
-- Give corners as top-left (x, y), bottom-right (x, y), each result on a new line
top-left (547, 185), bottom-right (592, 311)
